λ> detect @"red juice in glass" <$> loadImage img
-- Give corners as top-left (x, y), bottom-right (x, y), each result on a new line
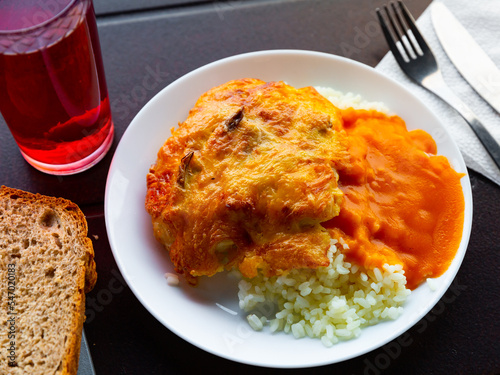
top-left (0, 0), bottom-right (114, 175)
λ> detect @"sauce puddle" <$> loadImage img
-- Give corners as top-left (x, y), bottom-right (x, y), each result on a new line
top-left (324, 108), bottom-right (465, 290)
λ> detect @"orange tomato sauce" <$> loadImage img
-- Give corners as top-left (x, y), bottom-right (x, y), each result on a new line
top-left (323, 108), bottom-right (465, 290)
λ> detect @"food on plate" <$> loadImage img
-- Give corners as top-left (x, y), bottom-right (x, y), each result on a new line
top-left (146, 78), bottom-right (349, 284)
top-left (0, 186), bottom-right (97, 374)
top-left (145, 79), bottom-right (465, 345)
top-left (239, 87), bottom-right (464, 344)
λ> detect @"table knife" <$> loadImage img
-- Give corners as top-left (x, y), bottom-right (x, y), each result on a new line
top-left (77, 330), bottom-right (97, 375)
top-left (431, 2), bottom-right (500, 114)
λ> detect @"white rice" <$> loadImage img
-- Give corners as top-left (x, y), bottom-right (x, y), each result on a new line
top-left (237, 89), bottom-right (408, 346)
top-left (238, 239), bottom-right (410, 346)
top-left (315, 86), bottom-right (390, 114)
top-left (426, 277), bottom-right (438, 291)
top-left (164, 272), bottom-right (180, 286)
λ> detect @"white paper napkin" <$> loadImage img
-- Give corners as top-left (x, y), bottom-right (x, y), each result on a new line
top-left (376, 0), bottom-right (500, 186)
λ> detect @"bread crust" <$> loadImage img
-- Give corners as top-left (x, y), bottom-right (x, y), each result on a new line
top-left (0, 186), bottom-right (97, 375)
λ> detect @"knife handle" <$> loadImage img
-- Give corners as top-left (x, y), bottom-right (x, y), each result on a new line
top-left (424, 71), bottom-right (500, 171)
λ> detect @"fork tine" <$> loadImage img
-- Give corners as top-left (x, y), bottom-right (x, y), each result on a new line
top-left (389, 2), bottom-right (419, 57)
top-left (384, 4), bottom-right (412, 60)
top-left (397, 0), bottom-right (430, 54)
top-left (376, 7), bottom-right (407, 66)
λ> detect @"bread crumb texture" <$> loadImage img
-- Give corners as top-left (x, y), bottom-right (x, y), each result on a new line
top-left (0, 186), bottom-right (96, 375)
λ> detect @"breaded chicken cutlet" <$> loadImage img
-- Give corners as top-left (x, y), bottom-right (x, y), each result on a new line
top-left (145, 78), bottom-right (349, 284)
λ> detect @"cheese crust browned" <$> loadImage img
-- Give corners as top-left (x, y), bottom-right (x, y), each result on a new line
top-left (145, 78), bottom-right (348, 283)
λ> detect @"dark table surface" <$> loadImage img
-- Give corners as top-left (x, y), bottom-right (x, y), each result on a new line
top-left (1, 0), bottom-right (499, 374)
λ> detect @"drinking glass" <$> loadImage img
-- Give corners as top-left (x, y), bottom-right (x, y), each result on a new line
top-left (0, 0), bottom-right (114, 175)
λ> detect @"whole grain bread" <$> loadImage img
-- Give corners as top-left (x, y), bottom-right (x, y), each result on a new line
top-left (0, 186), bottom-right (97, 375)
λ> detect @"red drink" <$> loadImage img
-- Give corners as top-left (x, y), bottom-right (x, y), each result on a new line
top-left (0, 0), bottom-right (114, 175)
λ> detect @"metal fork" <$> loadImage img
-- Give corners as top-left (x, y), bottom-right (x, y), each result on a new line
top-left (377, 1), bottom-right (500, 170)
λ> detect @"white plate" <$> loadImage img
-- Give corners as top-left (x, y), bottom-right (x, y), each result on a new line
top-left (104, 50), bottom-right (473, 368)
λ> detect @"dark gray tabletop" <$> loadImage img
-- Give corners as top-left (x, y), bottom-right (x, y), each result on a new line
top-left (1, 1), bottom-right (499, 374)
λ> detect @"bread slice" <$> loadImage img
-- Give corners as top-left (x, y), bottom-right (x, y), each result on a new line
top-left (0, 186), bottom-right (97, 375)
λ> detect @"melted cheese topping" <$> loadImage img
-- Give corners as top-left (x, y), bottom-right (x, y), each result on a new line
top-left (146, 79), bottom-right (349, 283)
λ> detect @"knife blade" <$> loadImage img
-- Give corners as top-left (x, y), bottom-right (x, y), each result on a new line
top-left (77, 330), bottom-right (97, 375)
top-left (431, 2), bottom-right (500, 114)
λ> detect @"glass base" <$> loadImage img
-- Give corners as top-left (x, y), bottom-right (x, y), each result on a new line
top-left (20, 123), bottom-right (115, 176)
